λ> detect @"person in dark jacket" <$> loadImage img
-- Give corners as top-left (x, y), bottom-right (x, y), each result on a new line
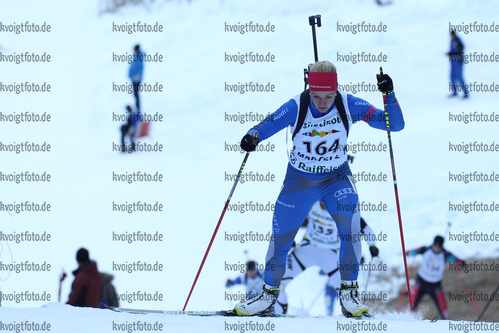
top-left (129, 44), bottom-right (144, 110)
top-left (100, 272), bottom-right (119, 308)
top-left (120, 105), bottom-right (141, 153)
top-left (448, 30), bottom-right (469, 98)
top-left (66, 248), bottom-right (102, 308)
top-left (406, 235), bottom-right (465, 320)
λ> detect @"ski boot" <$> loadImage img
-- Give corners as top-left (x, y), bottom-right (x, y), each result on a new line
top-left (339, 281), bottom-right (370, 319)
top-left (234, 283), bottom-right (279, 316)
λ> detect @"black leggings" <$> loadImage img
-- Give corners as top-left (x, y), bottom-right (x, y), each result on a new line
top-left (132, 81), bottom-right (140, 110)
top-left (412, 275), bottom-right (448, 319)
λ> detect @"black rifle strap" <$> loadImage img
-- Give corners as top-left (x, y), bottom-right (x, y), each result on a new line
top-left (292, 89), bottom-right (310, 141)
top-left (335, 92), bottom-right (350, 137)
top-left (292, 90), bottom-right (349, 140)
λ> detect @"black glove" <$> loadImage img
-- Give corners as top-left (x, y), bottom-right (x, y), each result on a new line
top-left (369, 245), bottom-right (379, 257)
top-left (376, 73), bottom-right (393, 93)
top-left (240, 134), bottom-right (260, 152)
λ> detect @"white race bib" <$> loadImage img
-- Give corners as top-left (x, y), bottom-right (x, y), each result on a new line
top-left (289, 91), bottom-right (352, 173)
top-left (418, 249), bottom-right (446, 283)
top-left (305, 201), bottom-right (341, 250)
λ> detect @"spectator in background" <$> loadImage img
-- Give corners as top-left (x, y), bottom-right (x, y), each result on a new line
top-left (129, 44), bottom-right (144, 110)
top-left (100, 272), bottom-right (119, 308)
top-left (67, 248), bottom-right (102, 308)
top-left (120, 105), bottom-right (141, 153)
top-left (448, 30), bottom-right (469, 98)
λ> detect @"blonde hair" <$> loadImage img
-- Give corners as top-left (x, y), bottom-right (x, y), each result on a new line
top-left (310, 61), bottom-right (336, 73)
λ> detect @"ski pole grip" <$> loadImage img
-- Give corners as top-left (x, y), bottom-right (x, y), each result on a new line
top-left (379, 67), bottom-right (387, 97)
top-left (309, 15), bottom-right (321, 27)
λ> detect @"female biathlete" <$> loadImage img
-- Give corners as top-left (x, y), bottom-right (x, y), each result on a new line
top-left (234, 61), bottom-right (404, 318)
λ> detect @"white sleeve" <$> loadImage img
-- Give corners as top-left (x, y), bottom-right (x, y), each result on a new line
top-left (362, 224), bottom-right (376, 247)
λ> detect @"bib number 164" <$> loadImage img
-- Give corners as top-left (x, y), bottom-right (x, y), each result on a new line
top-left (303, 139), bottom-right (340, 156)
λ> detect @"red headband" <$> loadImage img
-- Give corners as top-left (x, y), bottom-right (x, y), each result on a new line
top-left (308, 72), bottom-right (338, 91)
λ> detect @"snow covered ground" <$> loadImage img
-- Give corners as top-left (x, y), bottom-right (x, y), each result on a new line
top-left (0, 302), bottom-right (458, 333)
top-left (1, 0), bottom-right (498, 331)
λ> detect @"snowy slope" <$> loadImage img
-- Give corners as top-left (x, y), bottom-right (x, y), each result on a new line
top-left (1, 302), bottom-right (453, 333)
top-left (1, 0), bottom-right (498, 330)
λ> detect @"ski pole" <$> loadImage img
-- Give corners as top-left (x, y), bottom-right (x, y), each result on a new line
top-left (453, 269), bottom-right (482, 318)
top-left (183, 132), bottom-right (258, 311)
top-left (362, 257), bottom-right (373, 305)
top-left (476, 283), bottom-right (499, 322)
top-left (396, 290), bottom-right (407, 313)
top-left (445, 222), bottom-right (482, 318)
top-left (305, 283), bottom-right (325, 312)
top-left (226, 285), bottom-right (234, 309)
top-left (396, 255), bottom-right (415, 312)
top-left (379, 67), bottom-right (412, 311)
top-left (58, 270), bottom-right (67, 302)
top-left (245, 273), bottom-right (265, 300)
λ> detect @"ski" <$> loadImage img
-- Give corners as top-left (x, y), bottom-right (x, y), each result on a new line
top-left (106, 306), bottom-right (298, 318)
top-left (106, 305), bottom-right (373, 319)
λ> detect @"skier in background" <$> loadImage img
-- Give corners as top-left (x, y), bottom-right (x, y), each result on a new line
top-left (129, 44), bottom-right (144, 110)
top-left (120, 105), bottom-right (141, 153)
top-left (67, 248), bottom-right (102, 308)
top-left (226, 260), bottom-right (264, 300)
top-left (448, 30), bottom-right (469, 98)
top-left (275, 201), bottom-right (379, 316)
top-left (406, 235), bottom-right (465, 320)
top-left (233, 60), bottom-right (404, 318)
